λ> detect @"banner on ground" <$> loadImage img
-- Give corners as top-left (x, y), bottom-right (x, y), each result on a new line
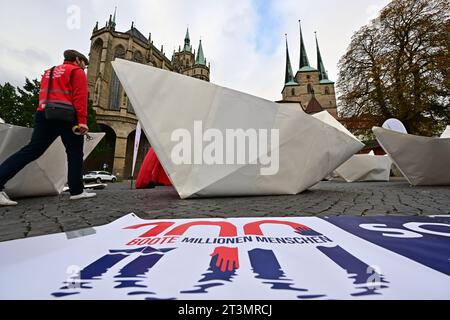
top-left (0, 214), bottom-right (449, 299)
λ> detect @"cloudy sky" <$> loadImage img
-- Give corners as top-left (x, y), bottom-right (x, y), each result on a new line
top-left (0, 0), bottom-right (390, 101)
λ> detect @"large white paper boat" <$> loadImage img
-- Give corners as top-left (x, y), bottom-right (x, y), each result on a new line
top-left (112, 59), bottom-right (363, 198)
top-left (373, 126), bottom-right (450, 186)
top-left (0, 123), bottom-right (105, 198)
top-left (335, 154), bottom-right (392, 182)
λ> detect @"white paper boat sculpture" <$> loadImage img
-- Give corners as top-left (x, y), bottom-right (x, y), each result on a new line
top-left (112, 59), bottom-right (363, 198)
top-left (334, 151), bottom-right (392, 182)
top-left (309, 111), bottom-right (392, 182)
top-left (373, 126), bottom-right (450, 186)
top-left (0, 123), bottom-right (105, 198)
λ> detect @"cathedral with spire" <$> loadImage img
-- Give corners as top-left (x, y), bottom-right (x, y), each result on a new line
top-left (280, 21), bottom-right (337, 117)
top-left (86, 9), bottom-right (210, 179)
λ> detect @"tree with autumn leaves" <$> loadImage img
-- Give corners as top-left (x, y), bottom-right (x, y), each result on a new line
top-left (338, 0), bottom-right (450, 136)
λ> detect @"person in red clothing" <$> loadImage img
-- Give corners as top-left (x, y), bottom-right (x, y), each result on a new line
top-left (0, 50), bottom-right (95, 206)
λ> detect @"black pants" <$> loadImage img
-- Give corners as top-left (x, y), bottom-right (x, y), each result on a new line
top-left (0, 111), bottom-right (84, 196)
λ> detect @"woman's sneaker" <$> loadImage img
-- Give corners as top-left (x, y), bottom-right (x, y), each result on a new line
top-left (70, 191), bottom-right (97, 200)
top-left (0, 191), bottom-right (18, 206)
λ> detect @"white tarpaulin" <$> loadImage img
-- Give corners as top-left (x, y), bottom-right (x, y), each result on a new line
top-left (0, 214), bottom-right (448, 300)
top-left (0, 117), bottom-right (4, 124)
top-left (373, 126), bottom-right (450, 186)
top-left (112, 59), bottom-right (363, 198)
top-left (0, 123), bottom-right (105, 198)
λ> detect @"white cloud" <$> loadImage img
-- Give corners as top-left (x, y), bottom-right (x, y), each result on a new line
top-left (0, 40), bottom-right (53, 86)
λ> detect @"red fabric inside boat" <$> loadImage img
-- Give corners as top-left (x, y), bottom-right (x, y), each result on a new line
top-left (136, 148), bottom-right (172, 188)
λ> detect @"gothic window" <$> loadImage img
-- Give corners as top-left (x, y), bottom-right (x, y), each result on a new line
top-left (306, 75), bottom-right (310, 80)
top-left (291, 88), bottom-right (295, 96)
top-left (93, 78), bottom-right (101, 105)
top-left (109, 46), bottom-right (126, 111)
top-left (325, 86), bottom-right (330, 95)
top-left (113, 46), bottom-right (125, 59)
top-left (133, 51), bottom-right (143, 63)
top-left (90, 38), bottom-right (103, 79)
top-left (108, 70), bottom-right (121, 111)
top-left (127, 97), bottom-right (135, 114)
top-left (307, 84), bottom-right (314, 94)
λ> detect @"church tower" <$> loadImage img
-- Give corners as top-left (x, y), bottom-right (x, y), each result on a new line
top-left (280, 21), bottom-right (337, 117)
top-left (192, 39), bottom-right (210, 81)
top-left (172, 28), bottom-right (210, 81)
top-left (86, 12), bottom-right (211, 179)
top-left (172, 28), bottom-right (194, 74)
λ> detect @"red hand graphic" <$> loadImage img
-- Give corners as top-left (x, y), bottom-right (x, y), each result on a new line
top-left (210, 247), bottom-right (240, 272)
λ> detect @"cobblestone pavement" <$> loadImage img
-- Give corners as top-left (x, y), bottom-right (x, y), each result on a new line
top-left (1, 177), bottom-right (449, 242)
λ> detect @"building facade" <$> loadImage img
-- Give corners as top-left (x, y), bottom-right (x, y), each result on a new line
top-left (280, 22), bottom-right (337, 117)
top-left (86, 13), bottom-right (210, 179)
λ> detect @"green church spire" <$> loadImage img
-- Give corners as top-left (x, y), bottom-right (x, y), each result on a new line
top-left (284, 34), bottom-right (297, 86)
top-left (315, 32), bottom-right (333, 84)
top-left (195, 40), bottom-right (206, 65)
top-left (299, 20), bottom-right (311, 70)
top-left (111, 6), bottom-right (117, 29)
top-left (183, 27), bottom-right (192, 52)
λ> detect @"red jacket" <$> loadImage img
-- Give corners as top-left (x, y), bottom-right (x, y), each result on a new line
top-left (38, 61), bottom-right (88, 125)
